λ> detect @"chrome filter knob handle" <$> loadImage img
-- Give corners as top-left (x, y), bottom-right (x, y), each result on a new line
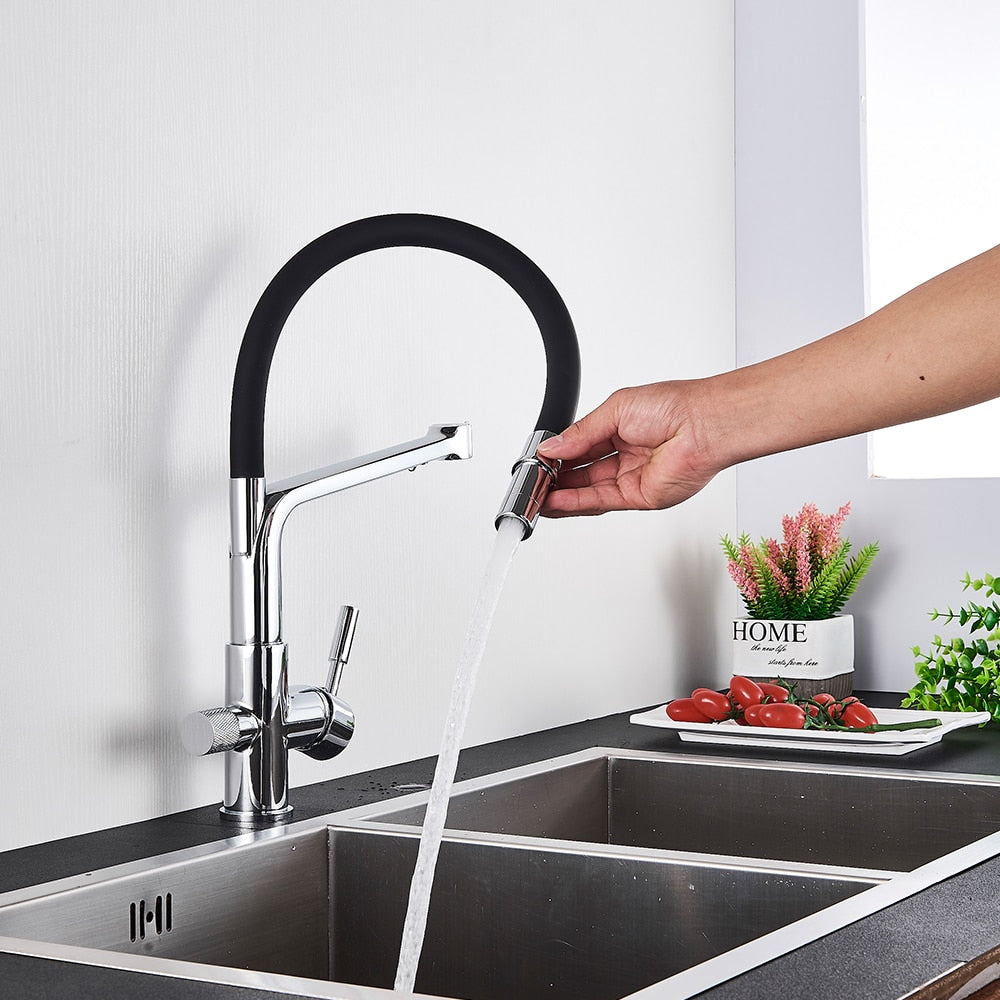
top-left (180, 706), bottom-right (260, 756)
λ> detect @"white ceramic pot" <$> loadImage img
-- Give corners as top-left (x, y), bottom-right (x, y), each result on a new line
top-left (731, 614), bottom-right (854, 699)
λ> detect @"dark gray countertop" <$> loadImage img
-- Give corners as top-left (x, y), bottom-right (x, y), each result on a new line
top-left (3, 694), bottom-right (1000, 999)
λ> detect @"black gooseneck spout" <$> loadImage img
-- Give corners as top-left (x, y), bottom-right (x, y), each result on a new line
top-left (230, 213), bottom-right (581, 535)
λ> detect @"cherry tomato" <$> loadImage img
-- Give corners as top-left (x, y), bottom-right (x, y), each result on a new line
top-left (841, 701), bottom-right (878, 729)
top-left (808, 692), bottom-right (836, 717)
top-left (757, 702), bottom-right (807, 729)
top-left (757, 682), bottom-right (790, 703)
top-left (729, 675), bottom-right (763, 709)
top-left (666, 698), bottom-right (713, 724)
top-left (743, 703), bottom-right (767, 726)
top-left (824, 695), bottom-right (857, 721)
top-left (691, 687), bottom-right (732, 721)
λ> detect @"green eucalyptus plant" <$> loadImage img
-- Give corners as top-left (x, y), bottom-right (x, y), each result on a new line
top-left (903, 572), bottom-right (1000, 721)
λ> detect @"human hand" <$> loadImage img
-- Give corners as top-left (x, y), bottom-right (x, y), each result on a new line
top-left (536, 381), bottom-right (721, 516)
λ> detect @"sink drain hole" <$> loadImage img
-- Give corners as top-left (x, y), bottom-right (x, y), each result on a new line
top-left (129, 893), bottom-right (172, 942)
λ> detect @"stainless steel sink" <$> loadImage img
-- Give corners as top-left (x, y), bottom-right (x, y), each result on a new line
top-left (366, 750), bottom-right (1000, 871)
top-left (2, 748), bottom-right (1000, 1000)
top-left (0, 824), bottom-right (879, 1000)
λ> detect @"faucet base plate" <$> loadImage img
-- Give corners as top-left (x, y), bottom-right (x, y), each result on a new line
top-left (219, 804), bottom-right (294, 826)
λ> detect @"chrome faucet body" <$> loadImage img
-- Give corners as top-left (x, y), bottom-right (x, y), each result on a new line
top-left (183, 214), bottom-right (580, 824)
top-left (184, 424), bottom-right (473, 819)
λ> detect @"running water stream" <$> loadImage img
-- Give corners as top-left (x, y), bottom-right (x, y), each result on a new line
top-left (393, 516), bottom-right (526, 993)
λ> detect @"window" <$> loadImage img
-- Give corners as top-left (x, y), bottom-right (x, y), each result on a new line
top-left (865, 0), bottom-right (1000, 478)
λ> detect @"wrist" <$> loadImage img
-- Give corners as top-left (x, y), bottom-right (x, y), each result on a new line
top-left (683, 373), bottom-right (754, 475)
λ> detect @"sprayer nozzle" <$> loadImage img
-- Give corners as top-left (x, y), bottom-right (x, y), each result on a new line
top-left (495, 431), bottom-right (560, 538)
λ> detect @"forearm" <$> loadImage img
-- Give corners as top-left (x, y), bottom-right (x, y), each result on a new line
top-left (701, 243), bottom-right (1000, 470)
top-left (538, 243), bottom-right (1000, 517)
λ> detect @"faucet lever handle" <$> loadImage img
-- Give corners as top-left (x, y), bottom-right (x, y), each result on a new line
top-left (325, 605), bottom-right (358, 696)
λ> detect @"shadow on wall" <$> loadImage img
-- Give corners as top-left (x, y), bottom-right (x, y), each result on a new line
top-left (659, 541), bottom-right (730, 694)
top-left (849, 546), bottom-right (896, 689)
top-left (100, 233), bottom-right (248, 816)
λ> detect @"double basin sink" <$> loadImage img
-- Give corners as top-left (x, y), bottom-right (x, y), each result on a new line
top-left (3, 747), bottom-right (1000, 998)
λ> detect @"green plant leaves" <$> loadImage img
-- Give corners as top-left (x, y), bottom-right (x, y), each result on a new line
top-left (906, 572), bottom-right (1000, 723)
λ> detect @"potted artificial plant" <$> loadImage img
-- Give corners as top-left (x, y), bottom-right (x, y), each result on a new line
top-left (903, 572), bottom-right (1000, 721)
top-left (722, 502), bottom-right (879, 698)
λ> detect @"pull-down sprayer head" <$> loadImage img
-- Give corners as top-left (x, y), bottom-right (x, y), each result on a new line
top-left (495, 430), bottom-right (560, 538)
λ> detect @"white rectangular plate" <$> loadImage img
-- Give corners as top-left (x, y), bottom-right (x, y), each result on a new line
top-left (629, 705), bottom-right (991, 755)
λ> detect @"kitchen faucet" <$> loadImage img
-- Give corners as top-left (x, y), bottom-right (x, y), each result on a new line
top-left (181, 214), bottom-right (580, 823)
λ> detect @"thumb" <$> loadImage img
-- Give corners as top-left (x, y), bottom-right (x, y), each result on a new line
top-left (537, 396), bottom-right (622, 463)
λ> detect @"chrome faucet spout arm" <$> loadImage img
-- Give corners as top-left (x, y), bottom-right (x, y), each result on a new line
top-left (265, 423), bottom-right (472, 516)
top-left (229, 423), bottom-right (472, 647)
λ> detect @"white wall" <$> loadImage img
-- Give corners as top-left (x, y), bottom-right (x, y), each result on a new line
top-left (735, 0), bottom-right (998, 694)
top-left (0, 2), bottom-right (736, 851)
